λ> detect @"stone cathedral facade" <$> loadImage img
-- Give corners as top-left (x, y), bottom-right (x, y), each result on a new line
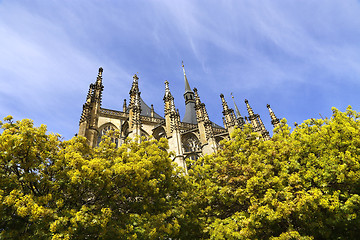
top-left (78, 64), bottom-right (281, 169)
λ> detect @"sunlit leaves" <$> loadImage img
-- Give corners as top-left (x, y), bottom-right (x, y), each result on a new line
top-left (1, 107), bottom-right (360, 239)
top-left (0, 116), bottom-right (184, 239)
top-left (187, 106), bottom-right (360, 239)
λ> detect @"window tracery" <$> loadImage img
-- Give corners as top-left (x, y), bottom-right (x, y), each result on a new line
top-left (182, 133), bottom-right (201, 162)
top-left (97, 124), bottom-right (119, 147)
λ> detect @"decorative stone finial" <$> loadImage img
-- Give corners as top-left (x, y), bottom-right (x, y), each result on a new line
top-left (164, 80), bottom-right (172, 99)
top-left (133, 74), bottom-right (139, 81)
top-left (123, 99), bottom-right (127, 112)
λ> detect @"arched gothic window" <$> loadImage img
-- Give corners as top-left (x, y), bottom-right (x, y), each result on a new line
top-left (182, 133), bottom-right (201, 162)
top-left (97, 124), bottom-right (119, 147)
top-left (152, 127), bottom-right (166, 141)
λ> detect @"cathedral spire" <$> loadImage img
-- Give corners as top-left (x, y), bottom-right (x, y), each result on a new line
top-left (181, 61), bottom-right (197, 124)
top-left (267, 104), bottom-right (280, 128)
top-left (231, 93), bottom-right (242, 118)
top-left (231, 93), bottom-right (245, 127)
top-left (182, 61), bottom-right (192, 93)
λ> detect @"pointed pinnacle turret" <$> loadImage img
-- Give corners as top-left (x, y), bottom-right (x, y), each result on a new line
top-left (93, 67), bottom-right (104, 104)
top-left (220, 94), bottom-right (237, 133)
top-left (193, 88), bottom-right (201, 106)
top-left (258, 116), bottom-right (270, 140)
top-left (134, 91), bottom-right (140, 107)
top-left (164, 80), bottom-right (173, 99)
top-left (245, 99), bottom-right (255, 116)
top-left (133, 73), bottom-right (138, 82)
top-left (130, 74), bottom-right (139, 93)
top-left (245, 116), bottom-right (249, 124)
top-left (151, 104), bottom-right (154, 117)
top-left (123, 99), bottom-right (127, 112)
top-left (96, 67), bottom-right (103, 86)
top-left (267, 104), bottom-right (280, 128)
top-left (86, 86), bottom-right (92, 103)
top-left (182, 61), bottom-right (192, 93)
top-left (163, 80), bottom-right (176, 114)
top-left (220, 94), bottom-right (229, 112)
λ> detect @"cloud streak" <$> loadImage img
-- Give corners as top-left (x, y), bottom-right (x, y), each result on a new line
top-left (1, 0), bottom-right (360, 138)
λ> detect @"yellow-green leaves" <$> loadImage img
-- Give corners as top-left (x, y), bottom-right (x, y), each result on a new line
top-left (186, 107), bottom-right (360, 239)
top-left (2, 107), bottom-right (360, 239)
top-left (0, 116), bottom-right (185, 239)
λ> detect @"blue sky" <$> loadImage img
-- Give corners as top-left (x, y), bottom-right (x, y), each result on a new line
top-left (1, 0), bottom-right (360, 140)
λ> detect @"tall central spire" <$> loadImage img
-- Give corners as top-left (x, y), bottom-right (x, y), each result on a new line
top-left (182, 61), bottom-right (192, 93)
top-left (181, 61), bottom-right (197, 124)
top-left (231, 93), bottom-right (245, 126)
top-left (231, 93), bottom-right (242, 118)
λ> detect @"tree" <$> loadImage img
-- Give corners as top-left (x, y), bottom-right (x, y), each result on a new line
top-left (2, 106), bottom-right (360, 239)
top-left (186, 106), bottom-right (360, 239)
top-left (0, 116), bottom-right (186, 239)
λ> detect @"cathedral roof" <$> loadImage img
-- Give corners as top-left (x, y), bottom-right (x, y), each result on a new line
top-left (211, 121), bottom-right (224, 129)
top-left (140, 97), bottom-right (163, 119)
top-left (126, 97), bottom-right (163, 119)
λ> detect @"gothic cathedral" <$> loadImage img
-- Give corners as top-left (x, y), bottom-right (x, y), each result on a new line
top-left (78, 63), bottom-right (281, 169)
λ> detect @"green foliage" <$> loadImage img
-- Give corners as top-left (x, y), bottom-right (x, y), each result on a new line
top-left (0, 117), bottom-right (185, 239)
top-left (1, 106), bottom-right (360, 239)
top-left (186, 106), bottom-right (360, 239)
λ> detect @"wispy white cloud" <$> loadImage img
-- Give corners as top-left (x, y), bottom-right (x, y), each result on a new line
top-left (1, 0), bottom-right (360, 138)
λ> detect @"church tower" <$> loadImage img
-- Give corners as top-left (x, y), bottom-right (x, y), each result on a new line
top-left (78, 67), bottom-right (104, 147)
